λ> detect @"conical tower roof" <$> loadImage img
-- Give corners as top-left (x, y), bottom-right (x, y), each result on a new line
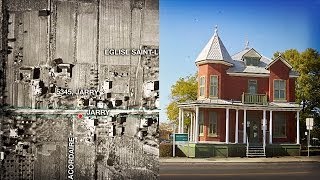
top-left (195, 26), bottom-right (233, 66)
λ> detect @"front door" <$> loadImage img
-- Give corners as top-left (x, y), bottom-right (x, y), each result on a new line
top-left (247, 119), bottom-right (260, 144)
top-left (248, 80), bottom-right (257, 94)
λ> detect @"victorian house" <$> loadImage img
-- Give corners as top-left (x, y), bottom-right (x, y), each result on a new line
top-left (177, 27), bottom-right (302, 157)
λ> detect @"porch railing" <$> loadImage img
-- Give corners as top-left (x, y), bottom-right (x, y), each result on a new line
top-left (242, 93), bottom-right (268, 105)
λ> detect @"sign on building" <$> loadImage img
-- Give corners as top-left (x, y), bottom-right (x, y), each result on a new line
top-left (306, 118), bottom-right (314, 130)
top-left (172, 133), bottom-right (189, 157)
top-left (174, 133), bottom-right (189, 142)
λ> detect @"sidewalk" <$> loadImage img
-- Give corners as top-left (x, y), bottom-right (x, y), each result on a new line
top-left (160, 156), bottom-right (320, 163)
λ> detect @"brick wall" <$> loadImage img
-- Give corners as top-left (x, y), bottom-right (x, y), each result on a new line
top-left (196, 107), bottom-right (298, 144)
top-left (197, 59), bottom-right (296, 102)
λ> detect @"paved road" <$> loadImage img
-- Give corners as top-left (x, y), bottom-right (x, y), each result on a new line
top-left (160, 162), bottom-right (320, 180)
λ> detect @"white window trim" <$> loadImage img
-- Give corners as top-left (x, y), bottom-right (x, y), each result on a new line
top-left (273, 112), bottom-right (287, 138)
top-left (199, 76), bottom-right (206, 97)
top-left (248, 79), bottom-right (257, 94)
top-left (208, 111), bottom-right (218, 137)
top-left (274, 79), bottom-right (286, 101)
top-left (209, 75), bottom-right (218, 98)
top-left (199, 111), bottom-right (204, 136)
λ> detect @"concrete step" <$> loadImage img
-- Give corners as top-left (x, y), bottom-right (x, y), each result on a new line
top-left (248, 146), bottom-right (263, 148)
top-left (247, 146), bottom-right (265, 157)
top-left (247, 152), bottom-right (265, 154)
top-left (248, 151), bottom-right (264, 154)
top-left (248, 148), bottom-right (264, 150)
top-left (248, 149), bottom-right (264, 152)
top-left (248, 146), bottom-right (264, 148)
top-left (247, 154), bottom-right (266, 157)
top-left (247, 152), bottom-right (265, 155)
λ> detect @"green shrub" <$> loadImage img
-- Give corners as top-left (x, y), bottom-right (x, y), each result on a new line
top-left (159, 143), bottom-right (187, 157)
top-left (159, 143), bottom-right (173, 157)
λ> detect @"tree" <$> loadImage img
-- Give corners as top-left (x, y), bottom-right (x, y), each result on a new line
top-left (159, 122), bottom-right (174, 140)
top-left (273, 48), bottom-right (320, 139)
top-left (166, 74), bottom-right (197, 127)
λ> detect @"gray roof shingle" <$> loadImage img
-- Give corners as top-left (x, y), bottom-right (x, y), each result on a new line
top-left (228, 48), bottom-right (272, 74)
top-left (194, 29), bottom-right (298, 76)
top-left (195, 30), bottom-right (233, 65)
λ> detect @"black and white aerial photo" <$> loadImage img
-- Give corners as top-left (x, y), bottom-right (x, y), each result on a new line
top-left (0, 0), bottom-right (159, 179)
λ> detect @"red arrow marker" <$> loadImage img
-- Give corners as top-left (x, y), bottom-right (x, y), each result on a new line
top-left (77, 113), bottom-right (83, 119)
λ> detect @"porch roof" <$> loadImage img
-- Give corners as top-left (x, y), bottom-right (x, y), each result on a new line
top-left (178, 99), bottom-right (302, 111)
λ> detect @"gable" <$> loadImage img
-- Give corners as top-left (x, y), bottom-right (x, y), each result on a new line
top-left (266, 57), bottom-right (292, 70)
top-left (268, 60), bottom-right (291, 80)
top-left (242, 48), bottom-right (262, 66)
top-left (242, 48), bottom-right (262, 59)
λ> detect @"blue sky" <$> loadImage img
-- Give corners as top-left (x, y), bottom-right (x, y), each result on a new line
top-left (159, 0), bottom-right (320, 122)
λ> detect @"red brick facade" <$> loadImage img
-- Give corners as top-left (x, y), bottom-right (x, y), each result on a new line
top-left (195, 59), bottom-right (298, 144)
top-left (180, 30), bottom-right (301, 147)
top-left (197, 59), bottom-right (296, 102)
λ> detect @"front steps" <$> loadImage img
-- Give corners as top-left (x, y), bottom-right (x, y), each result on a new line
top-left (246, 145), bottom-right (266, 157)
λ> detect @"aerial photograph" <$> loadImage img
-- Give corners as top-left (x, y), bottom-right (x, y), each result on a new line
top-left (0, 0), bottom-right (159, 179)
top-left (1, 0), bottom-right (320, 180)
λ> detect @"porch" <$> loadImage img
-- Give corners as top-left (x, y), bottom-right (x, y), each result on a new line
top-left (177, 99), bottom-right (302, 157)
top-left (174, 143), bottom-right (301, 158)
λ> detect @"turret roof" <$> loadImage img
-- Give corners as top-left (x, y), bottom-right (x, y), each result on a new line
top-left (195, 26), bottom-right (233, 66)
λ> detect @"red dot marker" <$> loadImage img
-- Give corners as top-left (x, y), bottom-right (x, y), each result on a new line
top-left (77, 113), bottom-right (83, 119)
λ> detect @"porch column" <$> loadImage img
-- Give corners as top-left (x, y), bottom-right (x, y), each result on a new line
top-left (263, 110), bottom-right (266, 147)
top-left (195, 107), bottom-right (199, 143)
top-left (269, 110), bottom-right (273, 144)
top-left (296, 111), bottom-right (300, 144)
top-left (243, 109), bottom-right (247, 144)
top-left (193, 113), bottom-right (199, 141)
top-left (225, 108), bottom-right (230, 144)
top-left (181, 109), bottom-right (184, 133)
top-left (191, 112), bottom-right (196, 141)
top-left (190, 112), bottom-right (193, 141)
top-left (178, 108), bottom-right (181, 133)
top-left (188, 126), bottom-right (190, 142)
top-left (235, 109), bottom-right (239, 143)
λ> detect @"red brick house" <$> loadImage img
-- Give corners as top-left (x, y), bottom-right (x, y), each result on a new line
top-left (177, 27), bottom-right (302, 157)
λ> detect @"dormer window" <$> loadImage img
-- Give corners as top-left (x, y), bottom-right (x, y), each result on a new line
top-left (244, 56), bottom-right (260, 66)
top-left (242, 48), bottom-right (262, 66)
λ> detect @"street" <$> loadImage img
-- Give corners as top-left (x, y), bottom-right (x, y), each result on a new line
top-left (160, 162), bottom-right (320, 180)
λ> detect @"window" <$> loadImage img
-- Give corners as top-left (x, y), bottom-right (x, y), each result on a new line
top-left (273, 112), bottom-right (286, 138)
top-left (248, 80), bottom-right (257, 94)
top-left (244, 56), bottom-right (260, 66)
top-left (209, 75), bottom-right (218, 97)
top-left (274, 80), bottom-right (286, 100)
top-left (208, 112), bottom-right (217, 137)
top-left (199, 111), bottom-right (204, 136)
top-left (199, 76), bottom-right (205, 97)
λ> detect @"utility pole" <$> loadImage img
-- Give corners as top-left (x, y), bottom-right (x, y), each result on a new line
top-left (308, 128), bottom-right (310, 157)
top-left (172, 123), bottom-right (176, 157)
